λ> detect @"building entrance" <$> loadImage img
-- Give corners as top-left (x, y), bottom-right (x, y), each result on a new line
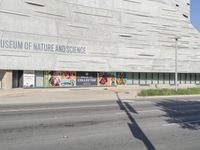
top-left (12, 70), bottom-right (23, 88)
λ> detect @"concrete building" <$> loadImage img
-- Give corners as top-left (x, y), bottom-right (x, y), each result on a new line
top-left (0, 0), bottom-right (200, 89)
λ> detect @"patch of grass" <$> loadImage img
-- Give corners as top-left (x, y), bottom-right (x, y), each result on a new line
top-left (137, 88), bottom-right (200, 96)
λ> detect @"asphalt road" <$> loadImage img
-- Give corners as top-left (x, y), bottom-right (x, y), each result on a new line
top-left (0, 97), bottom-right (200, 150)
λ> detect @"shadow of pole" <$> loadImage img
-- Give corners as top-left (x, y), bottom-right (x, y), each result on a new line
top-left (115, 92), bottom-right (156, 150)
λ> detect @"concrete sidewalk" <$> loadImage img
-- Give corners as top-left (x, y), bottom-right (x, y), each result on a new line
top-left (1, 86), bottom-right (200, 105)
top-left (0, 86), bottom-right (140, 105)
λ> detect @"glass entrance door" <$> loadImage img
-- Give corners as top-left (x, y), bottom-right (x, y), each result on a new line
top-left (12, 70), bottom-right (23, 88)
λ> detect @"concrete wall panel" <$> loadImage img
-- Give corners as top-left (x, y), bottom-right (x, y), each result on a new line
top-left (0, 0), bottom-right (200, 73)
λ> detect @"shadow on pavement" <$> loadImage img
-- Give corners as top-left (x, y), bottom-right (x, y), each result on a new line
top-left (116, 92), bottom-right (156, 150)
top-left (155, 100), bottom-right (200, 130)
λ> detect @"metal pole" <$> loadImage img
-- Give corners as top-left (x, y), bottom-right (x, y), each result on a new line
top-left (175, 38), bottom-right (178, 92)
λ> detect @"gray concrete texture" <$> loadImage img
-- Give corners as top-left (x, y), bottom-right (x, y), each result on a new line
top-left (0, 0), bottom-right (200, 73)
top-left (1, 97), bottom-right (200, 150)
top-left (0, 84), bottom-right (200, 105)
top-left (0, 70), bottom-right (12, 89)
top-left (0, 87), bottom-right (139, 104)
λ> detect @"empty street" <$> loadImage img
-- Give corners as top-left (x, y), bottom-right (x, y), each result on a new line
top-left (0, 96), bottom-right (200, 150)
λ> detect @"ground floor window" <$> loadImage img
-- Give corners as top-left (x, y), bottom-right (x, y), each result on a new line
top-left (158, 73), bottom-right (164, 84)
top-left (164, 73), bottom-right (170, 84)
top-left (133, 73), bottom-right (139, 85)
top-left (196, 74), bottom-right (200, 85)
top-left (13, 70), bottom-right (23, 88)
top-left (17, 70), bottom-right (200, 88)
top-left (35, 71), bottom-right (44, 87)
top-left (126, 73), bottom-right (133, 85)
top-left (153, 73), bottom-right (158, 84)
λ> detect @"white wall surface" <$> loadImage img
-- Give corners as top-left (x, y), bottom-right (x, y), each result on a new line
top-left (0, 0), bottom-right (199, 73)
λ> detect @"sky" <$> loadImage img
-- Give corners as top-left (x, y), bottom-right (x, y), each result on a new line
top-left (191, 0), bottom-right (200, 32)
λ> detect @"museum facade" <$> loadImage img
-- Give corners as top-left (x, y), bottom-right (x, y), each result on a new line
top-left (0, 0), bottom-right (200, 89)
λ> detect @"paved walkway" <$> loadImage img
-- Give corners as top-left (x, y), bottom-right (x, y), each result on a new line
top-left (1, 86), bottom-right (200, 105)
top-left (0, 86), bottom-right (140, 105)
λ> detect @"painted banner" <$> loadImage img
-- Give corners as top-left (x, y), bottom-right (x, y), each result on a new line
top-left (76, 72), bottom-right (97, 86)
top-left (48, 71), bottom-right (61, 87)
top-left (23, 70), bottom-right (35, 88)
top-left (116, 72), bottom-right (126, 85)
top-left (45, 71), bottom-right (76, 87)
top-left (60, 71), bottom-right (76, 87)
top-left (98, 72), bottom-right (116, 86)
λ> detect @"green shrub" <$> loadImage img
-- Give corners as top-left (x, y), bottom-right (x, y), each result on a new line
top-left (138, 88), bottom-right (200, 96)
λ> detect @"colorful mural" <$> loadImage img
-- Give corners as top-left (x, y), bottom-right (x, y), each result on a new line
top-left (116, 72), bottom-right (126, 85)
top-left (48, 71), bottom-right (61, 87)
top-left (44, 71), bottom-right (76, 87)
top-left (98, 72), bottom-right (116, 86)
top-left (60, 71), bottom-right (76, 87)
top-left (43, 71), bottom-right (118, 87)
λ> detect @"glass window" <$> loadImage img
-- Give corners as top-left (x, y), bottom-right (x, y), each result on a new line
top-left (44, 71), bottom-right (50, 87)
top-left (164, 73), bottom-right (170, 84)
top-left (140, 73), bottom-right (146, 85)
top-left (170, 73), bottom-right (175, 85)
top-left (133, 73), bottom-right (139, 85)
top-left (191, 74), bottom-right (195, 84)
top-left (196, 74), bottom-right (200, 85)
top-left (178, 74), bottom-right (181, 84)
top-left (126, 73), bottom-right (133, 85)
top-left (35, 71), bottom-right (44, 87)
top-left (180, 73), bottom-right (186, 84)
top-left (186, 74), bottom-right (191, 84)
top-left (153, 73), bottom-right (158, 84)
top-left (146, 73), bottom-right (152, 85)
top-left (158, 73), bottom-right (164, 84)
